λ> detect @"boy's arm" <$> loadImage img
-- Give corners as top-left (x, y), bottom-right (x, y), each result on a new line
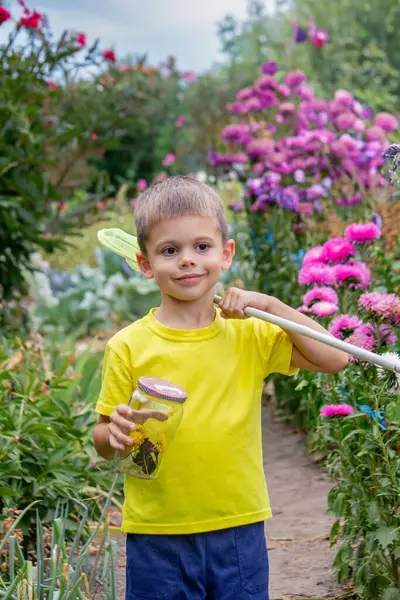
top-left (93, 415), bottom-right (115, 461)
top-left (219, 288), bottom-right (348, 374)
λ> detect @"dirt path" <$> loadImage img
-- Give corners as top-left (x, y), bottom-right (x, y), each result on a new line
top-left (114, 401), bottom-right (342, 600)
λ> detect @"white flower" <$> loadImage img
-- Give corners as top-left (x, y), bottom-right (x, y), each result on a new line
top-left (377, 352), bottom-right (400, 395)
top-left (196, 171), bottom-right (207, 183)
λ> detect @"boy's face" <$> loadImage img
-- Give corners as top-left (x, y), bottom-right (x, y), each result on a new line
top-left (137, 215), bottom-right (235, 302)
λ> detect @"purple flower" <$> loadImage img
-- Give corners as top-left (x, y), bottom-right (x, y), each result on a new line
top-left (372, 212), bottom-right (383, 229)
top-left (276, 187), bottom-right (299, 211)
top-left (236, 87), bottom-right (254, 101)
top-left (310, 28), bottom-right (329, 48)
top-left (293, 21), bottom-right (308, 43)
top-left (261, 61), bottom-right (278, 75)
top-left (246, 138), bottom-right (275, 161)
top-left (334, 90), bottom-right (354, 109)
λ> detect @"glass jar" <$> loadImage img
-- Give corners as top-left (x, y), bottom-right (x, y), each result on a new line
top-left (117, 376), bottom-right (188, 479)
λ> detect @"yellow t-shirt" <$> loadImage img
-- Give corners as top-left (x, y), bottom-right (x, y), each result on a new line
top-left (96, 308), bottom-right (296, 534)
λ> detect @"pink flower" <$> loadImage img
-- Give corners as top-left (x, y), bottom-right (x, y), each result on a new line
top-left (323, 238), bottom-right (356, 263)
top-left (334, 90), bottom-right (354, 109)
top-left (297, 305), bottom-right (311, 314)
top-left (302, 246), bottom-right (327, 265)
top-left (295, 84), bottom-right (314, 100)
top-left (129, 198), bottom-right (136, 208)
top-left (374, 112), bottom-right (398, 133)
top-left (365, 126), bottom-right (386, 143)
top-left (47, 81), bottom-right (58, 91)
top-left (76, 32), bottom-right (87, 47)
top-left (102, 49), bottom-right (116, 63)
top-left (0, 6), bottom-right (11, 23)
top-left (344, 222), bottom-right (381, 244)
top-left (19, 9), bottom-right (43, 29)
top-left (358, 291), bottom-right (400, 322)
top-left (334, 262), bottom-right (371, 289)
top-left (347, 330), bottom-right (377, 359)
top-left (303, 287), bottom-right (339, 307)
top-left (136, 179), bottom-right (148, 192)
top-left (246, 138), bottom-right (274, 160)
top-left (310, 28), bottom-right (329, 48)
top-left (91, 133), bottom-right (97, 141)
top-left (182, 71), bottom-right (197, 82)
top-left (321, 404), bottom-right (354, 418)
top-left (298, 263), bottom-right (336, 286)
top-left (236, 87), bottom-right (254, 101)
top-left (310, 301), bottom-right (339, 317)
top-left (162, 153), bottom-right (176, 167)
top-left (285, 71), bottom-right (306, 88)
top-left (335, 113), bottom-right (357, 131)
top-left (329, 315), bottom-right (363, 339)
top-left (175, 115), bottom-right (186, 127)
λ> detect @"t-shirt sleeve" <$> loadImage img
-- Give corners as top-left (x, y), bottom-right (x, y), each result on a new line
top-left (95, 344), bottom-right (134, 416)
top-left (252, 318), bottom-right (298, 378)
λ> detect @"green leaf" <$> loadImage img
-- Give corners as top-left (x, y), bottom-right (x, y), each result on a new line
top-left (0, 486), bottom-right (18, 496)
top-left (375, 526), bottom-right (399, 549)
top-left (294, 379), bottom-right (308, 391)
top-left (382, 588), bottom-right (400, 600)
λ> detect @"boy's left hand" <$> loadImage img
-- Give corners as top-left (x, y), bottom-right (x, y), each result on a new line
top-left (219, 287), bottom-right (270, 319)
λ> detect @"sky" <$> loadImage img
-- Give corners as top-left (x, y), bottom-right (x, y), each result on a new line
top-left (15, 0), bottom-right (253, 73)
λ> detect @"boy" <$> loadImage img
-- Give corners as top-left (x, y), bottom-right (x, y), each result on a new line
top-left (93, 176), bottom-right (348, 600)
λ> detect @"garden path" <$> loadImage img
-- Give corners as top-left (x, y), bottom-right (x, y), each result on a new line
top-left (112, 396), bottom-right (343, 600)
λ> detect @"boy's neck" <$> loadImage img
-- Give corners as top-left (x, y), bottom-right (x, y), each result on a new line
top-left (155, 289), bottom-right (216, 330)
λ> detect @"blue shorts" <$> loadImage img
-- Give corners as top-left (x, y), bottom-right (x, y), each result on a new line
top-left (126, 521), bottom-right (269, 600)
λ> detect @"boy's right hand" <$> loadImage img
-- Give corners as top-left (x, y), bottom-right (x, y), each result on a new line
top-left (109, 404), bottom-right (168, 452)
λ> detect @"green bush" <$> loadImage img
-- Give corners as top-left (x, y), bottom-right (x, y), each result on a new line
top-left (0, 335), bottom-right (115, 542)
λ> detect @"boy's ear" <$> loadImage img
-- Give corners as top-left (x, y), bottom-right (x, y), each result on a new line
top-left (222, 239), bottom-right (235, 271)
top-left (136, 252), bottom-right (154, 279)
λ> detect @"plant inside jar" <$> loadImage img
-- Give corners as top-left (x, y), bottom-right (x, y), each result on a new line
top-left (128, 425), bottom-right (166, 475)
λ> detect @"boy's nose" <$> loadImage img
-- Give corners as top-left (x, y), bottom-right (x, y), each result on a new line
top-left (179, 252), bottom-right (196, 268)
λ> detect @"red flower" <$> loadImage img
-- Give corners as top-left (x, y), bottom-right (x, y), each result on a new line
top-left (0, 6), bottom-right (11, 24)
top-left (76, 32), bottom-right (87, 47)
top-left (47, 81), bottom-right (58, 91)
top-left (19, 10), bottom-right (43, 29)
top-left (102, 49), bottom-right (116, 63)
top-left (91, 133), bottom-right (98, 141)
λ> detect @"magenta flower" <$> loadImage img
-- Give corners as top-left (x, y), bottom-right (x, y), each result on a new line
top-left (334, 90), bottom-right (354, 109)
top-left (303, 287), bottom-right (339, 307)
top-left (323, 238), bottom-right (356, 263)
top-left (310, 28), bottom-right (329, 48)
top-left (0, 6), bottom-right (11, 23)
top-left (285, 71), bottom-right (306, 88)
top-left (47, 81), bottom-right (58, 91)
top-left (182, 71), bottom-right (197, 82)
top-left (335, 113), bottom-right (357, 131)
top-left (334, 262), bottom-right (371, 289)
top-left (261, 61), bottom-right (278, 75)
top-left (246, 138), bottom-right (274, 161)
top-left (298, 263), bottom-right (336, 286)
top-left (162, 153), bottom-right (176, 167)
top-left (374, 112), bottom-right (398, 133)
top-left (76, 32), bottom-right (87, 47)
top-left (175, 115), bottom-right (186, 127)
top-left (296, 84), bottom-right (314, 100)
top-left (302, 246), bottom-right (327, 265)
top-left (236, 87), bottom-right (254, 101)
top-left (102, 49), bottom-right (116, 63)
top-left (310, 301), bottom-right (339, 317)
top-left (329, 315), bottom-right (364, 340)
top-left (344, 222), bottom-right (381, 244)
top-left (136, 179), bottom-right (148, 192)
top-left (321, 404), bottom-right (354, 418)
top-left (347, 330), bottom-right (377, 359)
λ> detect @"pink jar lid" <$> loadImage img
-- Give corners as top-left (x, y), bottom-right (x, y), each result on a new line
top-left (137, 377), bottom-right (188, 403)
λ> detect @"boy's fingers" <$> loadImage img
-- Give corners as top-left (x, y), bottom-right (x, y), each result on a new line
top-left (109, 423), bottom-right (134, 446)
top-left (111, 412), bottom-right (135, 433)
top-left (131, 409), bottom-right (168, 424)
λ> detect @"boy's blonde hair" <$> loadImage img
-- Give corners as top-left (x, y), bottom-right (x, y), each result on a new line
top-left (134, 175), bottom-right (229, 252)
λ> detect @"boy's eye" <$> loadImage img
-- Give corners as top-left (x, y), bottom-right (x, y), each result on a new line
top-left (162, 247), bottom-right (177, 256)
top-left (196, 243), bottom-right (210, 252)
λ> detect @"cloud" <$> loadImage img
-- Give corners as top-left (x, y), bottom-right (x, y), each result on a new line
top-left (31, 0), bottom-right (250, 72)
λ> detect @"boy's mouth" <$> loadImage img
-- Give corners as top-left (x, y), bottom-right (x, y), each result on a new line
top-left (175, 274), bottom-right (205, 284)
